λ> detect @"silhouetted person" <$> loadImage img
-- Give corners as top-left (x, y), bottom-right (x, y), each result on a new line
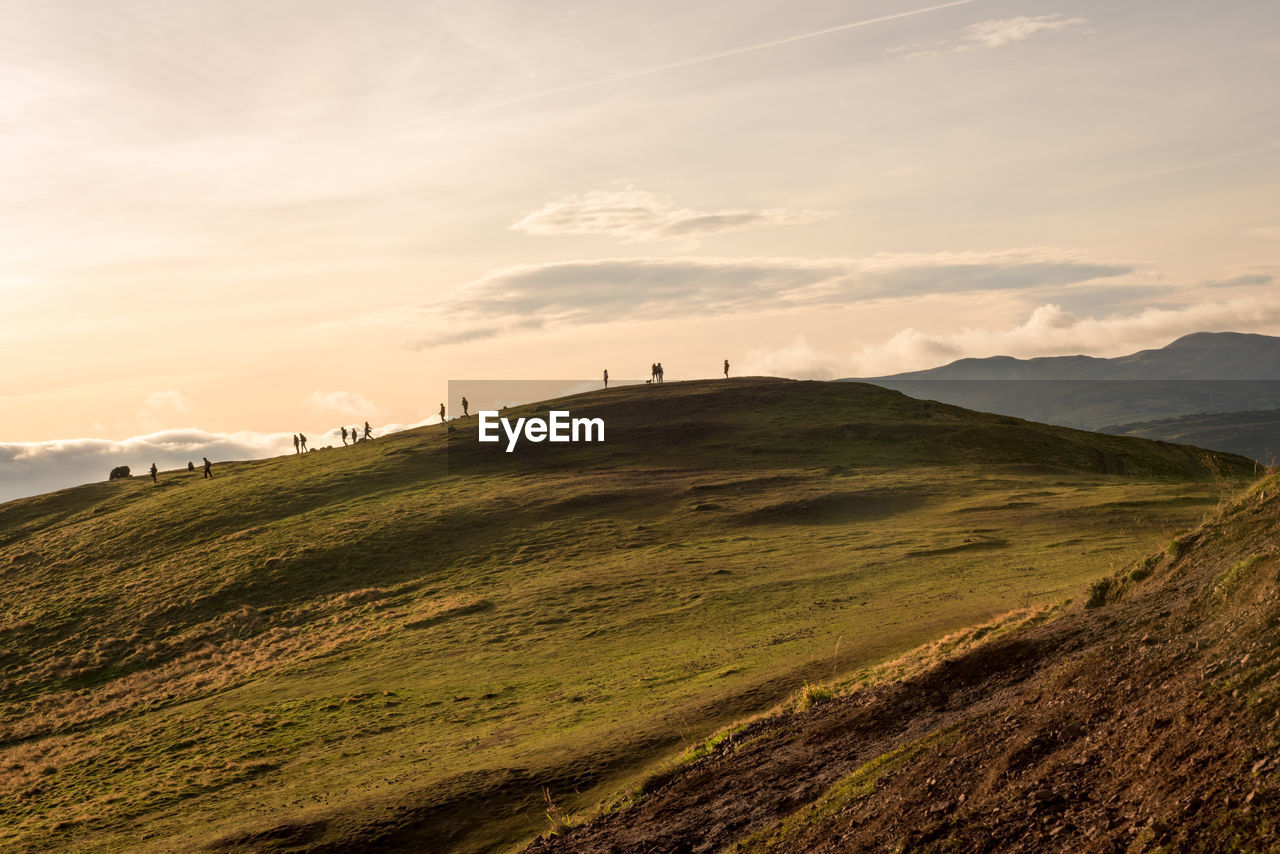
top-left (603, 369), bottom-right (608, 389)
top-left (203, 457), bottom-right (213, 479)
top-left (724, 359), bottom-right (729, 378)
top-left (363, 421), bottom-right (372, 441)
top-left (650, 363), bottom-right (657, 383)
top-left (293, 434), bottom-right (300, 454)
top-left (461, 397), bottom-right (469, 417)
top-left (350, 426), bottom-right (357, 444)
top-left (341, 426), bottom-right (348, 445)
top-left (188, 461), bottom-right (195, 472)
top-left (149, 462), bottom-right (158, 484)
top-left (299, 433), bottom-right (308, 452)
top-left (656, 362), bottom-right (664, 383)
top-left (439, 403), bottom-right (445, 422)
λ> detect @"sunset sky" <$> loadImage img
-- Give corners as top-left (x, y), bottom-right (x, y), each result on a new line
top-left (3, 0), bottom-right (1279, 497)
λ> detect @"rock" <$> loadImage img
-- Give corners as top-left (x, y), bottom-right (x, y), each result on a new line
top-left (108, 466), bottom-right (131, 481)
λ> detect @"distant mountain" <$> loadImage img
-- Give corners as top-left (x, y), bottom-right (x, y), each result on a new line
top-left (1103, 408), bottom-right (1280, 466)
top-left (871, 332), bottom-right (1280, 381)
top-left (848, 333), bottom-right (1280, 455)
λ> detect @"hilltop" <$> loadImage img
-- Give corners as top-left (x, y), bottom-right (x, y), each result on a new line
top-left (0, 379), bottom-right (1256, 852)
top-left (528, 470), bottom-right (1280, 853)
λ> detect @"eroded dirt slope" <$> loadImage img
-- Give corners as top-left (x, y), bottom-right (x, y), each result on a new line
top-left (529, 475), bottom-right (1280, 853)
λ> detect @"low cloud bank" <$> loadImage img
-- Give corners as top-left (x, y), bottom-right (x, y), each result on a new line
top-left (0, 419), bottom-right (439, 505)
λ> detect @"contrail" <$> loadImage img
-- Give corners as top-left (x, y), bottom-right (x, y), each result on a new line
top-left (432, 0), bottom-right (978, 120)
top-left (1089, 140), bottom-right (1280, 193)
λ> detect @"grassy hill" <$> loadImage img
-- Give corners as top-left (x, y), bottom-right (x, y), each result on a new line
top-left (529, 472), bottom-right (1280, 853)
top-left (0, 379), bottom-right (1256, 852)
top-left (1103, 408), bottom-right (1280, 465)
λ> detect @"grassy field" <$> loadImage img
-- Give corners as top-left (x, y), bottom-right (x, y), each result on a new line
top-left (0, 379), bottom-right (1255, 852)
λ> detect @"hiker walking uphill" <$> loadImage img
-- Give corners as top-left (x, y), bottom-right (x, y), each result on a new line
top-left (203, 457), bottom-right (212, 479)
top-left (341, 426), bottom-right (348, 446)
top-left (149, 463), bottom-right (157, 484)
top-left (439, 403), bottom-right (446, 422)
top-left (363, 421), bottom-right (373, 441)
top-left (299, 433), bottom-right (308, 452)
top-left (292, 434), bottom-right (300, 454)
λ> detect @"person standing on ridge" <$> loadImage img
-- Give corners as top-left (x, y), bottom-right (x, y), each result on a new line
top-left (461, 397), bottom-right (469, 417)
top-left (149, 462), bottom-right (158, 484)
top-left (650, 363), bottom-right (657, 383)
top-left (350, 426), bottom-right (357, 444)
top-left (656, 363), bottom-right (664, 383)
top-left (203, 457), bottom-right (213, 479)
top-left (439, 403), bottom-right (446, 422)
top-left (363, 421), bottom-right (373, 441)
top-left (341, 426), bottom-right (348, 446)
top-left (292, 434), bottom-right (300, 454)
top-left (724, 359), bottom-right (729, 378)
top-left (299, 433), bottom-right (308, 452)
top-left (603, 369), bottom-right (609, 389)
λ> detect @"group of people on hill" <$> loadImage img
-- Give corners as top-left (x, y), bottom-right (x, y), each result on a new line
top-left (601, 360), bottom-right (730, 388)
top-left (148, 457), bottom-right (211, 484)
top-left (338, 422), bottom-right (374, 446)
top-left (142, 360), bottom-right (736, 489)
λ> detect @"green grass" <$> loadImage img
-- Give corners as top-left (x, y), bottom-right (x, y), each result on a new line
top-left (0, 379), bottom-right (1253, 852)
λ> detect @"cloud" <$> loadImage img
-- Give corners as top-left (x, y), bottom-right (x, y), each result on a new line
top-left (334, 248), bottom-right (1132, 347)
top-left (849, 297), bottom-right (1280, 375)
top-left (894, 12), bottom-right (1087, 58)
top-left (0, 428), bottom-right (292, 504)
top-left (739, 336), bottom-right (846, 380)
top-left (306, 390), bottom-right (381, 418)
top-left (1201, 273), bottom-right (1275, 289)
top-left (962, 15), bottom-right (1088, 48)
top-left (0, 417), bottom-right (442, 504)
top-left (511, 188), bottom-right (829, 244)
top-left (142, 390), bottom-right (191, 412)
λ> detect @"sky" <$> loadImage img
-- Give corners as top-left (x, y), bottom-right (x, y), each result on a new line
top-left (2, 0), bottom-right (1279, 500)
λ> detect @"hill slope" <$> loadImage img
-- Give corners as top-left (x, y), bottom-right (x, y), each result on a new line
top-left (528, 472), bottom-right (1280, 853)
top-left (0, 379), bottom-right (1255, 852)
top-left (1103, 408), bottom-right (1280, 466)
top-left (845, 333), bottom-right (1280, 436)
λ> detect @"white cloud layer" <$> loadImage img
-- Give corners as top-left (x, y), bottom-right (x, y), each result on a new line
top-left (511, 188), bottom-right (828, 244)
top-left (337, 247), bottom-right (1132, 346)
top-left (0, 419), bottom-right (440, 505)
top-left (739, 335), bottom-right (846, 380)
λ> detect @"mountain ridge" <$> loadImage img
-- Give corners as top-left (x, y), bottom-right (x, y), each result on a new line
top-left (852, 332), bottom-right (1280, 382)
